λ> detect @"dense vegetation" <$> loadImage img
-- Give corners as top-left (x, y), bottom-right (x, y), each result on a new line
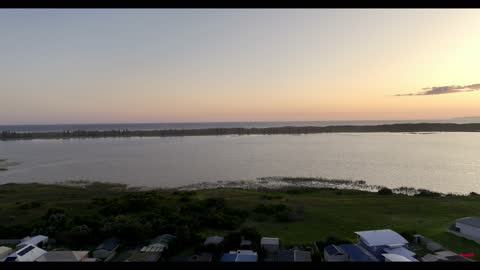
top-left (2, 123), bottom-right (480, 140)
top-left (1, 182), bottom-right (480, 259)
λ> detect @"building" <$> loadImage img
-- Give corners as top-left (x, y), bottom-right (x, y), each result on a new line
top-left (260, 237), bottom-right (279, 253)
top-left (139, 234), bottom-right (176, 254)
top-left (36, 251), bottom-right (89, 262)
top-left (220, 250), bottom-right (258, 262)
top-left (204, 235), bottom-right (224, 246)
top-left (3, 245), bottom-right (47, 262)
top-left (188, 253), bottom-right (213, 262)
top-left (449, 217), bottom-right (480, 243)
top-left (0, 246), bottom-right (13, 261)
top-left (382, 253), bottom-right (413, 262)
top-left (324, 245), bottom-right (347, 262)
top-left (16, 235), bottom-right (49, 249)
top-left (92, 238), bottom-right (120, 261)
top-left (339, 244), bottom-right (379, 262)
top-left (355, 229), bottom-right (417, 261)
top-left (294, 250), bottom-right (312, 262)
top-left (125, 252), bottom-right (161, 262)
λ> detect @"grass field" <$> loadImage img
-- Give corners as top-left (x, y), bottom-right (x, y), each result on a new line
top-left (1, 182), bottom-right (480, 260)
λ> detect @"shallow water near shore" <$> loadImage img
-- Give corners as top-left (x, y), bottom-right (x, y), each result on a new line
top-left (1, 132), bottom-right (480, 194)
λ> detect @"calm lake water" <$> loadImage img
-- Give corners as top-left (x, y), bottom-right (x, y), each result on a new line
top-left (1, 133), bottom-right (480, 194)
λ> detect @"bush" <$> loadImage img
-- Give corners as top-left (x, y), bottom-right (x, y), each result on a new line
top-left (275, 211), bottom-right (292, 222)
top-left (415, 189), bottom-right (441, 197)
top-left (378, 187), bottom-right (393, 195)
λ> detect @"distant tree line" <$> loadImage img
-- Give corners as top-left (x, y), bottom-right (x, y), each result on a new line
top-left (2, 123), bottom-right (480, 140)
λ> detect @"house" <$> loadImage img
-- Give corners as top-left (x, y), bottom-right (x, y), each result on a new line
top-left (188, 253), bottom-right (213, 262)
top-left (449, 217), bottom-right (480, 243)
top-left (92, 238), bottom-right (120, 261)
top-left (260, 237), bottom-right (279, 253)
top-left (3, 245), bottom-right (47, 262)
top-left (36, 251), bottom-right (89, 262)
top-left (324, 245), bottom-right (347, 262)
top-left (125, 252), bottom-right (161, 262)
top-left (339, 244), bottom-right (379, 262)
top-left (220, 250), bottom-right (258, 262)
top-left (16, 235), bottom-right (49, 248)
top-left (355, 229), bottom-right (416, 261)
top-left (382, 253), bottom-right (413, 262)
top-left (204, 235), bottom-right (224, 246)
top-left (274, 249), bottom-right (312, 262)
top-left (0, 246), bottom-right (13, 261)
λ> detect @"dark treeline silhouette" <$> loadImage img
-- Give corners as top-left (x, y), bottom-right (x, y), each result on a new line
top-left (2, 123), bottom-right (480, 140)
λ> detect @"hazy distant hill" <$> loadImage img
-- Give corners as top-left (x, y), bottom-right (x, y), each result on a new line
top-left (449, 117), bottom-right (480, 123)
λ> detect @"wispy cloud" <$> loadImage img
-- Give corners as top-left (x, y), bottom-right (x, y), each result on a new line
top-left (395, 84), bottom-right (480, 96)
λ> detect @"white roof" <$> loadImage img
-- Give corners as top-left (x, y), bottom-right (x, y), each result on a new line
top-left (382, 253), bottom-right (413, 262)
top-left (17, 235), bottom-right (48, 247)
top-left (7, 245), bottom-right (47, 262)
top-left (204, 236), bottom-right (224, 245)
top-left (261, 237), bottom-right (279, 245)
top-left (355, 229), bottom-right (408, 247)
top-left (383, 247), bottom-right (418, 261)
top-left (230, 250), bottom-right (257, 255)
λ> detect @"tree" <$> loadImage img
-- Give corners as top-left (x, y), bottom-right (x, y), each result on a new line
top-left (378, 187), bottom-right (393, 195)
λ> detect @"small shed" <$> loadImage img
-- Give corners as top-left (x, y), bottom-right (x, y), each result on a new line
top-left (324, 245), bottom-right (347, 262)
top-left (260, 237), bottom-right (280, 253)
top-left (92, 238), bottom-right (120, 261)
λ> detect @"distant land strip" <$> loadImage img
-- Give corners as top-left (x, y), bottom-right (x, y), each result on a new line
top-left (2, 123), bottom-right (480, 140)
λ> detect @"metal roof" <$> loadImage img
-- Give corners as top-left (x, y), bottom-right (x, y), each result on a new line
top-left (354, 229), bottom-right (409, 247)
top-left (260, 237), bottom-right (279, 246)
top-left (36, 251), bottom-right (89, 262)
top-left (96, 237), bottom-right (119, 251)
top-left (340, 244), bottom-right (378, 262)
top-left (204, 236), bottom-right (224, 245)
top-left (456, 217), bottom-right (480, 228)
top-left (236, 254), bottom-right (257, 262)
top-left (324, 245), bottom-right (343, 256)
top-left (17, 235), bottom-right (48, 247)
top-left (382, 253), bottom-right (413, 262)
top-left (294, 250), bottom-right (312, 262)
top-left (220, 253), bottom-right (237, 262)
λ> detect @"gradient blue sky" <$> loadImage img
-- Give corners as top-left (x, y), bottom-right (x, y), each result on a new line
top-left (1, 9), bottom-right (480, 124)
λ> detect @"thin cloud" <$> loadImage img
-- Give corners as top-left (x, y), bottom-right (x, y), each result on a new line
top-left (395, 84), bottom-right (480, 96)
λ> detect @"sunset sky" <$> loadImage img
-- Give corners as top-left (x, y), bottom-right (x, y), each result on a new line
top-left (1, 9), bottom-right (480, 125)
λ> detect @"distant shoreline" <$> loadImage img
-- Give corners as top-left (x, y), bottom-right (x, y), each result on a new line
top-left (1, 123), bottom-right (480, 140)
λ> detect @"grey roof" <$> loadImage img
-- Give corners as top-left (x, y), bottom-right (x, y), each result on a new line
top-left (125, 252), bottom-right (161, 262)
top-left (96, 238), bottom-right (119, 251)
top-left (294, 250), bottom-right (312, 262)
top-left (240, 240), bottom-right (252, 246)
top-left (150, 234), bottom-right (176, 246)
top-left (235, 254), bottom-right (257, 262)
top-left (36, 251), bottom-right (89, 262)
top-left (456, 217), bottom-right (480, 228)
top-left (204, 236), bottom-right (224, 245)
top-left (324, 245), bottom-right (344, 256)
top-left (355, 229), bottom-right (409, 247)
top-left (261, 237), bottom-right (279, 246)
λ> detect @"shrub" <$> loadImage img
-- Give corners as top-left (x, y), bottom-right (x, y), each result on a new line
top-left (378, 187), bottom-right (393, 195)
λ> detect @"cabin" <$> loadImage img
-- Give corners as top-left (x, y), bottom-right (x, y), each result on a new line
top-left (36, 251), bottom-right (90, 262)
top-left (260, 237), bottom-right (280, 253)
top-left (92, 238), bottom-right (120, 261)
top-left (3, 245), bottom-right (47, 262)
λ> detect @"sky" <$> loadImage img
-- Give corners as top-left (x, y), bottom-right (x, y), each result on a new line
top-left (1, 9), bottom-right (480, 125)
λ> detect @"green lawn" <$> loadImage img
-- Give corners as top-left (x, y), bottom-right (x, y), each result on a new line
top-left (1, 183), bottom-right (480, 260)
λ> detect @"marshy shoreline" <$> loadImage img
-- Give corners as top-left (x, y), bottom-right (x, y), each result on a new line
top-left (2, 123), bottom-right (480, 140)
